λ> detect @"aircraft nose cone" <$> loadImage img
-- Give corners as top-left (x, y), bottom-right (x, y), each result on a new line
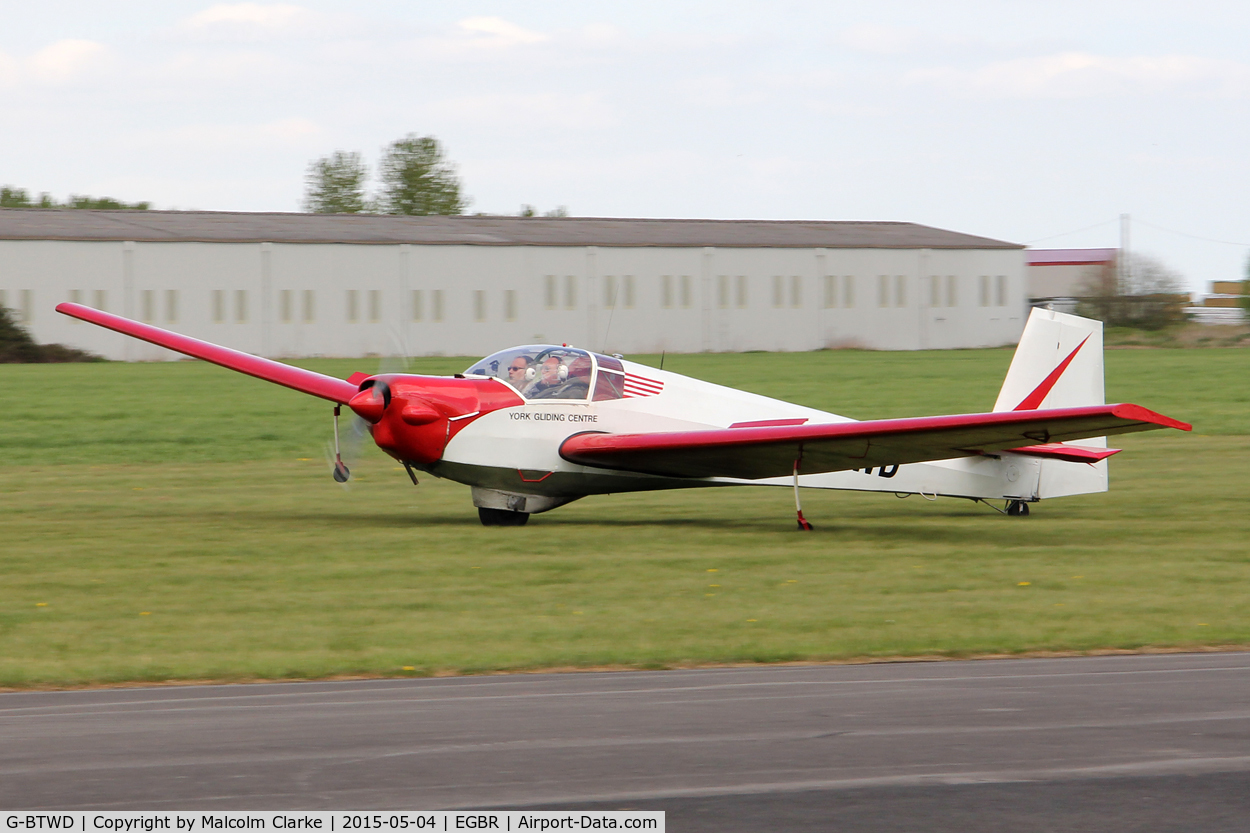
top-left (348, 387), bottom-right (386, 423)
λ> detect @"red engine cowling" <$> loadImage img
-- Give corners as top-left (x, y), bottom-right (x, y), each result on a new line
top-left (349, 375), bottom-right (523, 465)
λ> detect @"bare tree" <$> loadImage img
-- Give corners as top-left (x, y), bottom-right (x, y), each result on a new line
top-left (1077, 252), bottom-right (1187, 330)
top-left (303, 151), bottom-right (369, 214)
top-left (1122, 253), bottom-right (1183, 296)
top-left (375, 135), bottom-right (467, 216)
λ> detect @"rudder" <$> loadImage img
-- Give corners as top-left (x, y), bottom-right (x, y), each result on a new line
top-left (995, 308), bottom-right (1108, 499)
top-left (994, 308), bottom-right (1104, 412)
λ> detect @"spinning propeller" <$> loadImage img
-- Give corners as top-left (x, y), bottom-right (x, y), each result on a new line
top-left (326, 340), bottom-right (409, 484)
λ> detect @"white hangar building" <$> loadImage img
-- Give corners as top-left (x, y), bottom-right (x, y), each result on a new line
top-left (0, 209), bottom-right (1026, 361)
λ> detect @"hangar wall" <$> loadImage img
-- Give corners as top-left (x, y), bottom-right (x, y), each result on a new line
top-left (0, 212), bottom-right (1027, 360)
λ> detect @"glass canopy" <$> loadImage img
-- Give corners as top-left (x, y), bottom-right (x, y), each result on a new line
top-left (465, 345), bottom-right (626, 402)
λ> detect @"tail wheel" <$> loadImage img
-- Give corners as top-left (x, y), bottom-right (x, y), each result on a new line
top-left (1007, 500), bottom-right (1031, 517)
top-left (478, 507), bottom-right (530, 527)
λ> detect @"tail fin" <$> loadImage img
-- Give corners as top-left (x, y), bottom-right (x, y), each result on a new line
top-left (996, 308), bottom-right (1108, 499)
top-left (994, 308), bottom-right (1104, 412)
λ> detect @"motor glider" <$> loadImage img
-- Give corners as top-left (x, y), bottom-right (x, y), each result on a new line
top-left (56, 303), bottom-right (1190, 527)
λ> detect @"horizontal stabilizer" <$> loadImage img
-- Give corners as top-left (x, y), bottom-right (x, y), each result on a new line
top-left (56, 303), bottom-right (359, 404)
top-left (1010, 443), bottom-right (1121, 464)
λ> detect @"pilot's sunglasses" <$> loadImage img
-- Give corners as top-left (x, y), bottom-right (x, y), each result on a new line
top-left (508, 365), bottom-right (526, 371)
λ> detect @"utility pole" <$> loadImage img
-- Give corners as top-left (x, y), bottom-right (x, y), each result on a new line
top-left (1119, 213), bottom-right (1131, 292)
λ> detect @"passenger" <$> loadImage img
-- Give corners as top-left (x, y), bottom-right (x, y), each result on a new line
top-left (505, 355), bottom-right (532, 391)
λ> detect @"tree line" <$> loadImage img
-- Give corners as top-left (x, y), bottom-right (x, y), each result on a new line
top-left (3, 133), bottom-right (563, 218)
top-left (0, 186), bottom-right (150, 210)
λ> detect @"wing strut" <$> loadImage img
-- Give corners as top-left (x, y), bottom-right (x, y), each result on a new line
top-left (794, 452), bottom-right (813, 531)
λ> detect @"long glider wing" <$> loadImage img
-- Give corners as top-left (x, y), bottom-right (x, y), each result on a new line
top-left (560, 404), bottom-right (1190, 480)
top-left (56, 303), bottom-right (359, 404)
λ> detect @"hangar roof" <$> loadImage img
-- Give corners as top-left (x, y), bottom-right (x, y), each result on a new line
top-left (0, 208), bottom-right (1022, 249)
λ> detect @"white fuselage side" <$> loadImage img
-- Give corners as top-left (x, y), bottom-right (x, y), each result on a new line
top-left (436, 358), bottom-right (1051, 507)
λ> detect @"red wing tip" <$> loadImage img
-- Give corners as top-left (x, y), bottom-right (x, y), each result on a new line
top-left (57, 302), bottom-right (101, 321)
top-left (1110, 403), bottom-right (1192, 432)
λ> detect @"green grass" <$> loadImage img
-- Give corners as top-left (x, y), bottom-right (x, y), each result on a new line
top-left (1, 348), bottom-right (1247, 687)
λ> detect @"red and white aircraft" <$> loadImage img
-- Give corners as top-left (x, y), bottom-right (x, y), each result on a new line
top-left (57, 303), bottom-right (1189, 527)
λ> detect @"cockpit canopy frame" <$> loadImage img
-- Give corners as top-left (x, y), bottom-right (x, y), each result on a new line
top-left (465, 345), bottom-right (625, 402)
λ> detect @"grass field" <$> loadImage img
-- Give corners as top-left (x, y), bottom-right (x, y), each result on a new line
top-left (2, 347), bottom-right (1247, 687)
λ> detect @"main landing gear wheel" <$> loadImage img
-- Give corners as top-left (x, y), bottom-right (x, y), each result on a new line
top-left (478, 507), bottom-right (530, 527)
top-left (1006, 500), bottom-right (1031, 517)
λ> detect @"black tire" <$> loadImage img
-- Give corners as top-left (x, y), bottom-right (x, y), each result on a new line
top-left (1007, 500), bottom-right (1031, 517)
top-left (478, 507), bottom-right (530, 527)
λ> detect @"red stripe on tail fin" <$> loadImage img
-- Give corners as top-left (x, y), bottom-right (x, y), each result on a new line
top-left (1014, 335), bottom-right (1090, 411)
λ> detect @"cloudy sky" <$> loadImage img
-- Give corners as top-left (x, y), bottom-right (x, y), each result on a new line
top-left (3, 1), bottom-right (1248, 291)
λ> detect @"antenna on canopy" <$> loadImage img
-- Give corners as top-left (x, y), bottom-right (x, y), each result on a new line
top-left (659, 351), bottom-right (665, 370)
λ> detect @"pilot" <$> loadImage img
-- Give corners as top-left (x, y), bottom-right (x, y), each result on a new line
top-left (524, 356), bottom-right (563, 397)
top-left (505, 355), bottom-right (532, 391)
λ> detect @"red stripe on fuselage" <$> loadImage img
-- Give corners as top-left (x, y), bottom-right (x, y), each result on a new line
top-left (729, 418), bottom-right (810, 429)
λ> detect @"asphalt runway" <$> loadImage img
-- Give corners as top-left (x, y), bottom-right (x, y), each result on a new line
top-left (2, 653), bottom-right (1248, 832)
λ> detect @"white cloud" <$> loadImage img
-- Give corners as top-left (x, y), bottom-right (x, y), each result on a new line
top-left (159, 49), bottom-right (290, 84)
top-left (909, 52), bottom-right (1250, 98)
top-left (175, 3), bottom-right (345, 42)
top-left (185, 3), bottom-right (310, 30)
top-left (27, 39), bottom-right (111, 84)
top-left (430, 92), bottom-right (617, 131)
top-left (836, 24), bottom-right (920, 56)
top-left (390, 16), bottom-right (554, 65)
top-left (457, 16), bottom-right (547, 47)
top-left (132, 118), bottom-right (322, 151)
top-left (0, 50), bottom-right (18, 87)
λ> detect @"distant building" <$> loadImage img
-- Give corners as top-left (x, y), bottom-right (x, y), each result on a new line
top-left (0, 209), bottom-right (1027, 360)
top-left (1189, 280), bottom-right (1247, 324)
top-left (1203, 281), bottom-right (1247, 307)
top-left (1026, 248), bottom-right (1118, 311)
